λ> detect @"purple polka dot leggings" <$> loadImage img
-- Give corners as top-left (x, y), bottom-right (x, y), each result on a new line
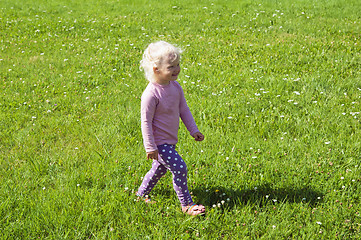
top-left (137, 144), bottom-right (193, 207)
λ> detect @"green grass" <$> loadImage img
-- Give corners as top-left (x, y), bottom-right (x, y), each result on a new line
top-left (1, 0), bottom-right (361, 238)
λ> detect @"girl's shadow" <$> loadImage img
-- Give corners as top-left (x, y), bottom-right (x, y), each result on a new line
top-left (192, 183), bottom-right (324, 209)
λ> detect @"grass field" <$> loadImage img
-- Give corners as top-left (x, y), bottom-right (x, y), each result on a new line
top-left (1, 0), bottom-right (361, 238)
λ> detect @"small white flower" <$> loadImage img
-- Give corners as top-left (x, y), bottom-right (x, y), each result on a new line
top-left (213, 204), bottom-right (216, 208)
top-left (325, 141), bottom-right (331, 144)
top-left (316, 222), bottom-right (322, 225)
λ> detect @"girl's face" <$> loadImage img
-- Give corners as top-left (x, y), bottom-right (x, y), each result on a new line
top-left (153, 55), bottom-right (180, 85)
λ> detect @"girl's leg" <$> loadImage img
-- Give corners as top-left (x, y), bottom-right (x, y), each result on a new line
top-left (157, 144), bottom-right (193, 207)
top-left (137, 159), bottom-right (167, 197)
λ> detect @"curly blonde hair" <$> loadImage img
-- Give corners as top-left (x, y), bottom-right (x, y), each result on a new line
top-left (140, 41), bottom-right (182, 82)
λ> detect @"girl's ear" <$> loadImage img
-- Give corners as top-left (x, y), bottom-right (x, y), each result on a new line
top-left (153, 67), bottom-right (159, 74)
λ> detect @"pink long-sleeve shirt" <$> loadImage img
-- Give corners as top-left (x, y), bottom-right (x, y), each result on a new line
top-left (141, 81), bottom-right (199, 152)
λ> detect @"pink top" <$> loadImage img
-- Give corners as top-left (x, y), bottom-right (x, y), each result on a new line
top-left (141, 81), bottom-right (199, 152)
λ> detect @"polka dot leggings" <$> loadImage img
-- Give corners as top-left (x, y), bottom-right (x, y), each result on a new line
top-left (137, 144), bottom-right (193, 207)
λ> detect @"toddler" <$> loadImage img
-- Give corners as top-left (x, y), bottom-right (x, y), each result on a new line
top-left (136, 41), bottom-right (205, 216)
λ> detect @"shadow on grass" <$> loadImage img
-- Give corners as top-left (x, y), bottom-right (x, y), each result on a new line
top-left (192, 183), bottom-right (324, 209)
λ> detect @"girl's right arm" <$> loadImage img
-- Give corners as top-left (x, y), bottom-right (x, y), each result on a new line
top-left (146, 150), bottom-right (159, 160)
top-left (141, 90), bottom-right (158, 154)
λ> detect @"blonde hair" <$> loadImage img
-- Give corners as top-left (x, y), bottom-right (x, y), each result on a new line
top-left (140, 41), bottom-right (182, 82)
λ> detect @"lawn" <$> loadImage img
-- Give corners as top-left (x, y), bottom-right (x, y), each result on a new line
top-left (1, 0), bottom-right (361, 238)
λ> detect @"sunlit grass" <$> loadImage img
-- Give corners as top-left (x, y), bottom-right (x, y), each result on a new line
top-left (1, 0), bottom-right (361, 238)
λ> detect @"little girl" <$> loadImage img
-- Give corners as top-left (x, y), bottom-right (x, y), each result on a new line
top-left (136, 41), bottom-right (206, 216)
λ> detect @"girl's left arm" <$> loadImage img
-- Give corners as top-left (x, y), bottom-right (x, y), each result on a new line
top-left (178, 85), bottom-right (201, 137)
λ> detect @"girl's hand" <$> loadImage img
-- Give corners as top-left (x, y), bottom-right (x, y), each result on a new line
top-left (192, 132), bottom-right (205, 141)
top-left (147, 150), bottom-right (159, 160)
